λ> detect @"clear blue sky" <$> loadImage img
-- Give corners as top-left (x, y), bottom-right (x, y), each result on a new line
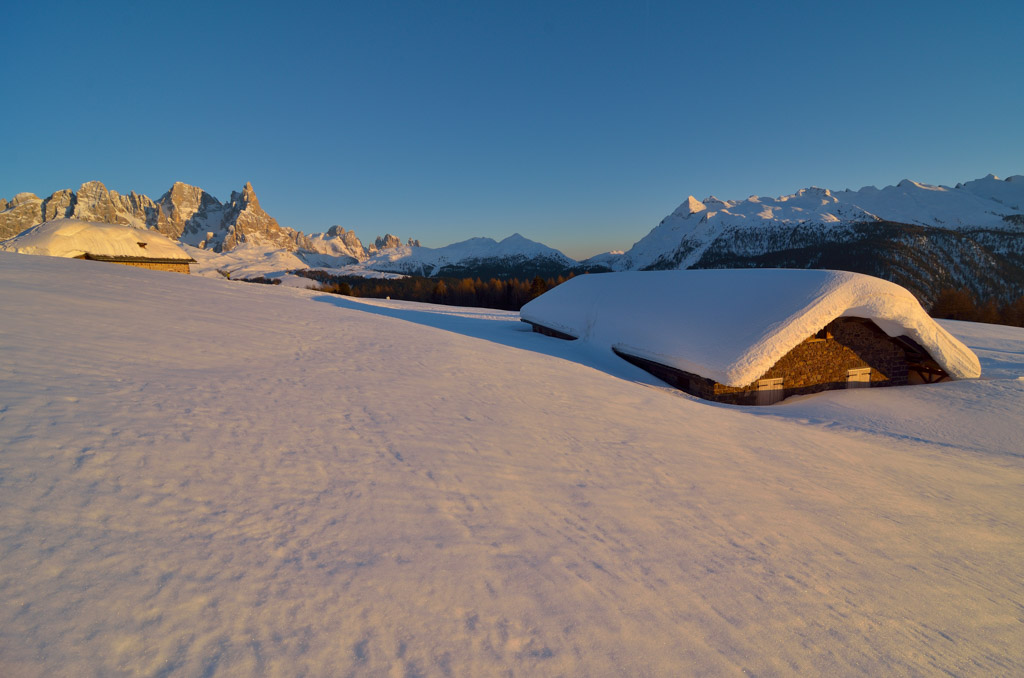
top-left (2, 0), bottom-right (1021, 259)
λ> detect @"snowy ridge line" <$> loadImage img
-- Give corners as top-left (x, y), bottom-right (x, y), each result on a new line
top-left (589, 173), bottom-right (1024, 270)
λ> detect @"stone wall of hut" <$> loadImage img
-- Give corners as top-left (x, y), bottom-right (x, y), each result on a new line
top-left (711, 317), bottom-right (907, 404)
top-left (96, 259), bottom-right (192, 274)
top-left (616, 317), bottom-right (910, 406)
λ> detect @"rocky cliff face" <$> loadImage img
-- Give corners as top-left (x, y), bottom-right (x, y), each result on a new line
top-left (155, 182), bottom-right (223, 242)
top-left (0, 180), bottom-right (316, 253)
top-left (371, 233), bottom-right (403, 252)
top-left (0, 193), bottom-right (47, 239)
top-left (305, 225), bottom-right (367, 262)
top-left (223, 183), bottom-right (311, 251)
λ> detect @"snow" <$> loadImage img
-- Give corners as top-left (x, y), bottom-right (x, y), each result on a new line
top-left (184, 242), bottom-right (308, 279)
top-left (182, 243), bottom-right (406, 284)
top-left (346, 233), bottom-right (577, 277)
top-left (183, 232), bottom-right (574, 281)
top-left (597, 174), bottom-right (1024, 270)
top-left (303, 226), bottom-right (366, 263)
top-left (1, 218), bottom-right (193, 261)
top-left (1, 251), bottom-right (1022, 676)
top-left (521, 269), bottom-right (981, 387)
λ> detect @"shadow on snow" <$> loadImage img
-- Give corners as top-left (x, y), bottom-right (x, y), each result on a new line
top-left (310, 293), bottom-right (673, 391)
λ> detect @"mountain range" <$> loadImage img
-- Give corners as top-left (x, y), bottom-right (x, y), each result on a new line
top-left (3, 175), bottom-right (1023, 304)
top-left (591, 174), bottom-right (1024, 304)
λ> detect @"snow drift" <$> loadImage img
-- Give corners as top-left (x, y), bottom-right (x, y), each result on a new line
top-left (1, 252), bottom-right (1022, 676)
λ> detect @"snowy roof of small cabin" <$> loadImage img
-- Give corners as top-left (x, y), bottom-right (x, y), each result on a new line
top-left (520, 269), bottom-right (981, 386)
top-left (0, 219), bottom-right (194, 262)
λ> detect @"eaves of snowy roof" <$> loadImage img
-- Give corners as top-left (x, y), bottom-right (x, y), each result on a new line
top-left (0, 219), bottom-right (195, 262)
top-left (519, 269), bottom-right (981, 386)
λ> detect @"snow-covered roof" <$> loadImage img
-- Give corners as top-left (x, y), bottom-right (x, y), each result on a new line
top-left (0, 219), bottom-right (194, 261)
top-left (520, 269), bottom-right (981, 386)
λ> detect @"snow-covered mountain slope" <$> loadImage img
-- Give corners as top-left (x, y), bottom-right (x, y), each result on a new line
top-left (303, 225), bottom-right (368, 263)
top-left (589, 174), bottom-right (1024, 305)
top-left (347, 232), bottom-right (582, 278)
top-left (181, 233), bottom-right (582, 282)
top-left (2, 251), bottom-right (1023, 676)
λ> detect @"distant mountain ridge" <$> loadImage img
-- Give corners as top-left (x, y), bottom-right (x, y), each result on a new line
top-left (352, 233), bottom-right (585, 279)
top-left (0, 180), bottom-right (591, 278)
top-left (587, 174), bottom-right (1024, 304)
top-left (0, 180), bottom-right (410, 262)
top-left (0, 181), bottom-right (574, 275)
top-left (4, 175), bottom-right (1024, 303)
top-left (0, 180), bottom-right (317, 252)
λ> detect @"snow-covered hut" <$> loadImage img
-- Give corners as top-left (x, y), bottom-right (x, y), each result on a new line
top-left (520, 269), bottom-right (981, 405)
top-left (0, 219), bottom-right (196, 274)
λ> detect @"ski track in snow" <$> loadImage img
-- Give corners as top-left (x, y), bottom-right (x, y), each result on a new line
top-left (1, 252), bottom-right (1022, 677)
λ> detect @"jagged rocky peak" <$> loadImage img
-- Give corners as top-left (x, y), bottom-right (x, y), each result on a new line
top-left (228, 183), bottom-right (273, 227)
top-left (0, 192), bottom-right (45, 239)
top-left (156, 182), bottom-right (223, 241)
top-left (0, 179), bottom-right (320, 254)
top-left (11, 192), bottom-right (40, 207)
top-left (325, 225), bottom-right (365, 250)
top-left (165, 181), bottom-right (213, 206)
top-left (43, 189), bottom-right (75, 221)
top-left (407, 237), bottom-right (421, 247)
top-left (72, 181), bottom-right (119, 223)
top-left (160, 182), bottom-right (220, 219)
top-left (231, 181), bottom-right (260, 209)
top-left (374, 233), bottom-right (403, 250)
top-left (70, 180), bottom-right (156, 228)
top-left (215, 182), bottom-right (315, 253)
top-left (73, 180), bottom-right (124, 223)
top-left (302, 225), bottom-right (367, 262)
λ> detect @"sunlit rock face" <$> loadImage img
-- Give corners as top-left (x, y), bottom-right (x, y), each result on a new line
top-left (371, 233), bottom-right (403, 252)
top-left (71, 181), bottom-right (131, 225)
top-left (156, 182), bottom-right (228, 245)
top-left (0, 192), bottom-right (44, 239)
top-left (43, 189), bottom-right (75, 221)
top-left (152, 182), bottom-right (217, 241)
top-left (216, 182), bottom-right (314, 252)
top-left (304, 225), bottom-right (368, 262)
top-left (0, 180), bottom-right (314, 253)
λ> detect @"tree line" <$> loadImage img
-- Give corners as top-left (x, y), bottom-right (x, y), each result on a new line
top-left (929, 287), bottom-right (1024, 327)
top-left (294, 269), bottom-right (1024, 327)
top-left (293, 270), bottom-right (573, 311)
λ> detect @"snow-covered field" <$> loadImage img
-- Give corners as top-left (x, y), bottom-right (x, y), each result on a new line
top-left (1, 252), bottom-right (1022, 677)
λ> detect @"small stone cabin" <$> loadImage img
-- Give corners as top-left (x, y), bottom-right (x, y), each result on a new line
top-left (75, 251), bottom-right (194, 274)
top-left (0, 218), bottom-right (196, 274)
top-left (519, 269), bottom-right (980, 406)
